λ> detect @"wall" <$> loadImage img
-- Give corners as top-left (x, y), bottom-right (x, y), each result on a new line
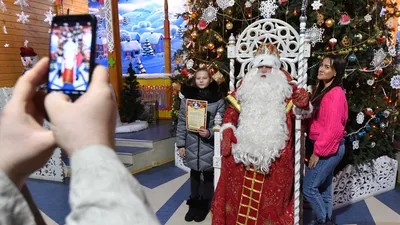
top-left (0, 0), bottom-right (88, 87)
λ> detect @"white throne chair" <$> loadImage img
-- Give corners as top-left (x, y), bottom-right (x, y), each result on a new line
top-left (212, 14), bottom-right (311, 225)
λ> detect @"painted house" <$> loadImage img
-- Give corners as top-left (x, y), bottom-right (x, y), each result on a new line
top-left (140, 32), bottom-right (164, 53)
top-left (121, 40), bottom-right (141, 60)
top-left (96, 37), bottom-right (107, 59)
top-left (130, 32), bottom-right (141, 42)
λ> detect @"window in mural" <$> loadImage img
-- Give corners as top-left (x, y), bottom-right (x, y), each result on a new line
top-left (88, 0), bottom-right (186, 74)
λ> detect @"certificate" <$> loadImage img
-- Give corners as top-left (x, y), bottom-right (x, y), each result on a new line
top-left (186, 99), bottom-right (208, 132)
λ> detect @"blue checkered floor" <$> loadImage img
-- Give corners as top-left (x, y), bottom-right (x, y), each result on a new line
top-left (27, 161), bottom-right (400, 225)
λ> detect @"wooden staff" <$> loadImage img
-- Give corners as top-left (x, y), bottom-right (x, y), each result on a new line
top-left (164, 0), bottom-right (171, 74)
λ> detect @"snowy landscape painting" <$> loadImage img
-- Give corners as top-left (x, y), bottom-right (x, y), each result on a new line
top-left (89, 0), bottom-right (187, 74)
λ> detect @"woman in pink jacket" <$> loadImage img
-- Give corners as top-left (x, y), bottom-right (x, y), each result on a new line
top-left (303, 55), bottom-right (348, 225)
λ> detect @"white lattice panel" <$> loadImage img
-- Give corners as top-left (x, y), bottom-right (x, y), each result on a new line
top-left (104, 0), bottom-right (114, 53)
top-left (332, 155), bottom-right (398, 209)
top-left (235, 18), bottom-right (301, 79)
top-left (0, 87), bottom-right (64, 182)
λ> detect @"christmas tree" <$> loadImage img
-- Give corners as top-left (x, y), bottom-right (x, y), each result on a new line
top-left (123, 16), bottom-right (129, 25)
top-left (176, 25), bottom-right (184, 38)
top-left (171, 0), bottom-right (400, 167)
top-left (142, 38), bottom-right (155, 56)
top-left (135, 58), bottom-right (147, 74)
top-left (119, 62), bottom-right (143, 123)
top-left (281, 0), bottom-right (400, 168)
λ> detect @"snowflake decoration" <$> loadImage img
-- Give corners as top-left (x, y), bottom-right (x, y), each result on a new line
top-left (371, 142), bottom-right (376, 148)
top-left (245, 1), bottom-right (252, 8)
top-left (311, 0), bottom-right (323, 10)
top-left (0, 0), bottom-right (6, 12)
top-left (364, 14), bottom-right (372, 22)
top-left (24, 39), bottom-right (28, 47)
top-left (186, 59), bottom-right (194, 70)
top-left (370, 48), bottom-right (386, 69)
top-left (352, 140), bottom-right (359, 150)
top-left (16, 11), bottom-right (30, 24)
top-left (367, 79), bottom-right (374, 86)
top-left (356, 112), bottom-right (364, 124)
top-left (3, 25), bottom-right (7, 34)
top-left (390, 75), bottom-right (400, 89)
top-left (386, 17), bottom-right (395, 28)
top-left (201, 4), bottom-right (218, 24)
top-left (388, 45), bottom-right (396, 57)
top-left (259, 0), bottom-right (278, 18)
top-left (14, 0), bottom-right (29, 9)
top-left (4, 41), bottom-right (9, 48)
top-left (307, 23), bottom-right (324, 46)
top-left (216, 0), bottom-right (234, 10)
top-left (44, 7), bottom-right (55, 25)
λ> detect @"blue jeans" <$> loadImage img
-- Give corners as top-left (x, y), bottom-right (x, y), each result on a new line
top-left (303, 141), bottom-right (345, 223)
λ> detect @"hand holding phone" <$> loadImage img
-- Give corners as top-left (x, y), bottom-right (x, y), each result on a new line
top-left (47, 14), bottom-right (97, 101)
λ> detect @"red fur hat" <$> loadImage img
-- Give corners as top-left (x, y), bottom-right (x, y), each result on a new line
top-left (20, 47), bottom-right (37, 57)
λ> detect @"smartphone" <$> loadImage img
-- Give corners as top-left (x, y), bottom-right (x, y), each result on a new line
top-left (47, 14), bottom-right (97, 101)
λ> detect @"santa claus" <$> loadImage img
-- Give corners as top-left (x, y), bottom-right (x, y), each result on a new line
top-left (61, 32), bottom-right (78, 85)
top-left (211, 43), bottom-right (311, 225)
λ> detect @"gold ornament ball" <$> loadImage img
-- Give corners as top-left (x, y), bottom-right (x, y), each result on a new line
top-left (312, 53), bottom-right (315, 57)
top-left (191, 30), bottom-right (198, 39)
top-left (354, 47), bottom-right (358, 52)
top-left (226, 22), bottom-right (233, 30)
top-left (367, 39), bottom-right (375, 45)
top-left (325, 18), bottom-right (335, 28)
top-left (362, 44), bottom-right (367, 48)
top-left (191, 12), bottom-right (197, 19)
top-left (395, 11), bottom-right (400, 17)
top-left (216, 46), bottom-right (224, 54)
top-left (207, 42), bottom-right (215, 50)
top-left (225, 9), bottom-right (233, 15)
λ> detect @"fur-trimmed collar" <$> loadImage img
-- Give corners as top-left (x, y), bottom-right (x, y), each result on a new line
top-left (180, 80), bottom-right (222, 103)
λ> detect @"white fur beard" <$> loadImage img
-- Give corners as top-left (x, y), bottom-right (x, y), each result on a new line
top-left (233, 68), bottom-right (293, 173)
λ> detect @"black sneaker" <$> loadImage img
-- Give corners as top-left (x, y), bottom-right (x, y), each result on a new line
top-left (325, 216), bottom-right (337, 225)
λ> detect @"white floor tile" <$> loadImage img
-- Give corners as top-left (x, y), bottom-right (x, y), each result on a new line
top-left (40, 210), bottom-right (59, 225)
top-left (144, 173), bottom-right (190, 213)
top-left (365, 196), bottom-right (400, 223)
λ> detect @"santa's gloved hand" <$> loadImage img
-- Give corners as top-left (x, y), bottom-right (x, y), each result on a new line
top-left (221, 128), bottom-right (237, 157)
top-left (292, 88), bottom-right (310, 110)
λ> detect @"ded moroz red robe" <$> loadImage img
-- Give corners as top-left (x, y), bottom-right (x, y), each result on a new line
top-left (211, 70), bottom-right (310, 225)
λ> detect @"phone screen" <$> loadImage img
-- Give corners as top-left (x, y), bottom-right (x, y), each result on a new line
top-left (48, 20), bottom-right (93, 95)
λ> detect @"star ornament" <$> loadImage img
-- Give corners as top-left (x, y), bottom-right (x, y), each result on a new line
top-left (311, 0), bottom-right (323, 10)
top-left (4, 42), bottom-right (9, 48)
top-left (17, 11), bottom-right (30, 24)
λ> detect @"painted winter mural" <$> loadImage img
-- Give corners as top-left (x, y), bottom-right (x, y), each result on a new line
top-left (88, 0), bottom-right (186, 74)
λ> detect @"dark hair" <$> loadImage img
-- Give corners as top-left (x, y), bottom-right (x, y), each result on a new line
top-left (311, 55), bottom-right (346, 112)
top-left (185, 68), bottom-right (211, 87)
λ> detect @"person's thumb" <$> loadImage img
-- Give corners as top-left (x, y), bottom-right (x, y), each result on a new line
top-left (44, 92), bottom-right (71, 119)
